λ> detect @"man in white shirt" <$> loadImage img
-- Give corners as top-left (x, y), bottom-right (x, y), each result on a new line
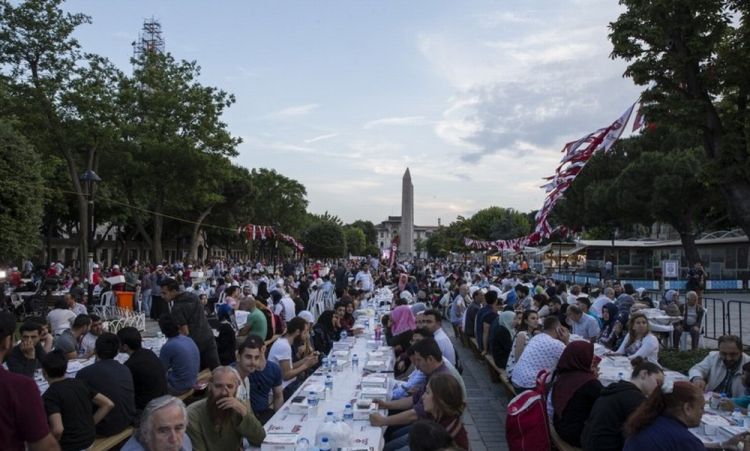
top-left (418, 309), bottom-right (456, 366)
top-left (566, 305), bottom-right (601, 341)
top-left (65, 294), bottom-right (87, 316)
top-left (46, 300), bottom-right (76, 336)
top-left (354, 263), bottom-right (373, 293)
top-left (511, 316), bottom-right (570, 391)
top-left (591, 287), bottom-right (615, 316)
top-left (271, 290), bottom-right (296, 323)
top-left (266, 317), bottom-right (318, 399)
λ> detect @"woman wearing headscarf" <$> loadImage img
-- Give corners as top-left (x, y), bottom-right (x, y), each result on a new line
top-left (388, 304), bottom-right (416, 349)
top-left (488, 311), bottom-right (518, 370)
top-left (256, 281), bottom-right (270, 303)
top-left (597, 303), bottom-right (622, 350)
top-left (312, 310), bottom-right (337, 355)
top-left (215, 303), bottom-right (238, 365)
top-left (550, 341), bottom-right (603, 447)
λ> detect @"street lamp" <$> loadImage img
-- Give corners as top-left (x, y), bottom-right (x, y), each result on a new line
top-left (80, 169), bottom-right (102, 278)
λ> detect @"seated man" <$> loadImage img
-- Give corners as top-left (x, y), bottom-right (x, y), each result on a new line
top-left (7, 320), bottom-right (46, 377)
top-left (80, 314), bottom-right (103, 358)
top-left (511, 316), bottom-right (570, 391)
top-left (42, 350), bottom-right (115, 450)
top-left (158, 314), bottom-right (200, 396)
top-left (690, 334), bottom-right (750, 397)
top-left (118, 327), bottom-right (168, 411)
top-left (76, 332), bottom-right (136, 437)
top-left (54, 314), bottom-right (91, 360)
top-left (566, 304), bottom-right (600, 341)
top-left (369, 338), bottom-right (459, 450)
top-left (267, 317), bottom-right (318, 400)
top-left (186, 366), bottom-right (266, 450)
top-left (122, 395), bottom-right (192, 451)
top-left (419, 309), bottom-right (456, 366)
top-left (235, 335), bottom-right (283, 424)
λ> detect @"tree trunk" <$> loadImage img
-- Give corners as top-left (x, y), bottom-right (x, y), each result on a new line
top-left (720, 183), bottom-right (750, 241)
top-left (153, 212), bottom-right (164, 265)
top-left (189, 206), bottom-right (213, 263)
top-left (677, 229), bottom-right (701, 267)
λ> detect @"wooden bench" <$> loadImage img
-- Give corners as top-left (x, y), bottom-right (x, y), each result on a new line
top-left (484, 354), bottom-right (517, 399)
top-left (549, 422), bottom-right (582, 451)
top-left (467, 337), bottom-right (482, 359)
top-left (90, 426), bottom-right (134, 451)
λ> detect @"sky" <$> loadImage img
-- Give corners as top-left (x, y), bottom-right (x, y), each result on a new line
top-left (64, 0), bottom-right (643, 227)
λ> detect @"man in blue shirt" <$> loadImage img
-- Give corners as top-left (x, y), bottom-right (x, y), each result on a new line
top-left (234, 335), bottom-right (284, 424)
top-left (158, 314), bottom-right (200, 396)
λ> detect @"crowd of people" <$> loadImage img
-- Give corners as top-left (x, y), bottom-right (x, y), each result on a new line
top-left (1, 257), bottom-right (749, 450)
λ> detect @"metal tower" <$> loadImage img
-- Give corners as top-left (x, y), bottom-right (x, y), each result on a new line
top-left (132, 17), bottom-right (165, 57)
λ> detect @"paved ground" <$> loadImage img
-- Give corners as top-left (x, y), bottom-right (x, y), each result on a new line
top-left (445, 323), bottom-right (510, 451)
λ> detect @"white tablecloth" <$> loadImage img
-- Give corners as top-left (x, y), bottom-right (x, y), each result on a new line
top-left (257, 318), bottom-right (393, 451)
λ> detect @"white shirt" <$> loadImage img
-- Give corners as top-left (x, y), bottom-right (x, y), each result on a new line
top-left (267, 338), bottom-right (294, 388)
top-left (80, 332), bottom-right (98, 356)
top-left (355, 270), bottom-right (373, 292)
top-left (274, 297), bottom-right (296, 323)
top-left (434, 328), bottom-right (456, 366)
top-left (616, 333), bottom-right (660, 364)
top-left (72, 302), bottom-right (87, 316)
top-left (591, 296), bottom-right (613, 316)
top-left (511, 333), bottom-right (566, 389)
top-left (47, 308), bottom-right (76, 335)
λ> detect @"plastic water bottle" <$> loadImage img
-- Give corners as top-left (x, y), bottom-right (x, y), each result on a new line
top-left (340, 330), bottom-right (348, 341)
top-left (352, 353), bottom-right (359, 367)
top-left (325, 374), bottom-right (333, 391)
top-left (324, 411), bottom-right (335, 423)
top-left (617, 372), bottom-right (624, 381)
top-left (743, 414), bottom-right (750, 428)
top-left (307, 391), bottom-right (318, 413)
top-left (343, 403), bottom-right (354, 423)
top-left (374, 325), bottom-right (382, 341)
top-left (732, 408), bottom-right (743, 425)
top-left (319, 436), bottom-right (332, 451)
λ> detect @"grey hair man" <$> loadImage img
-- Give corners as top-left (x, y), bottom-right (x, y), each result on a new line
top-left (121, 396), bottom-right (191, 451)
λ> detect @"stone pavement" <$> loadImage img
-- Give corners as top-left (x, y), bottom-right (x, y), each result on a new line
top-left (446, 323), bottom-right (510, 451)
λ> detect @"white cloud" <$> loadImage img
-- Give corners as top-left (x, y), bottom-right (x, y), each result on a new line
top-left (266, 103), bottom-right (319, 118)
top-left (304, 133), bottom-right (339, 144)
top-left (420, 6), bottom-right (641, 163)
top-left (363, 116), bottom-right (430, 130)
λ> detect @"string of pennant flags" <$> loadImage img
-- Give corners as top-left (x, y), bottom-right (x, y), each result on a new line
top-left (464, 99), bottom-right (645, 252)
top-left (239, 224), bottom-right (305, 253)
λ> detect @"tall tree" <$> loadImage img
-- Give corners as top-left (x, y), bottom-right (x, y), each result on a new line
top-left (343, 226), bottom-right (366, 256)
top-left (0, 120), bottom-right (45, 263)
top-left (117, 50), bottom-right (240, 262)
top-left (468, 207), bottom-right (531, 240)
top-left (0, 0), bottom-right (123, 271)
top-left (303, 222), bottom-right (345, 259)
top-left (610, 0), bottom-right (750, 238)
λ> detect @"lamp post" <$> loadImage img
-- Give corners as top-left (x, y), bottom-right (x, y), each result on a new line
top-left (80, 169), bottom-right (102, 280)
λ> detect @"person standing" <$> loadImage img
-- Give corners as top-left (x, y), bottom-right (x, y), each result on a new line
top-left (686, 262), bottom-right (707, 306)
top-left (161, 279), bottom-right (220, 370)
top-left (149, 265), bottom-right (166, 320)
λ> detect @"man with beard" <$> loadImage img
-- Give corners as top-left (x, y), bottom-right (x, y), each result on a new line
top-left (186, 366), bottom-right (265, 451)
top-left (690, 335), bottom-right (750, 397)
top-left (267, 317), bottom-right (318, 400)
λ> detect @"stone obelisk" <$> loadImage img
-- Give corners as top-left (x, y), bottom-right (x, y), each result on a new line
top-left (399, 168), bottom-right (414, 256)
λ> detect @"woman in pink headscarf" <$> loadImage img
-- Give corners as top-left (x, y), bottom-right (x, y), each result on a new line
top-left (391, 304), bottom-right (416, 336)
top-left (398, 273), bottom-right (408, 292)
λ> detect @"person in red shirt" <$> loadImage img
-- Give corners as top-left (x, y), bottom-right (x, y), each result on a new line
top-left (0, 310), bottom-right (60, 451)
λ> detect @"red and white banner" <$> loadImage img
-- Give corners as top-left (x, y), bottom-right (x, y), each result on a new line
top-left (465, 100), bottom-right (640, 251)
top-left (239, 224), bottom-right (304, 252)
